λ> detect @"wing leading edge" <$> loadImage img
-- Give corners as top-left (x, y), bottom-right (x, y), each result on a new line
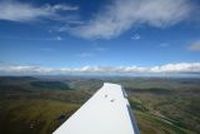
top-left (53, 83), bottom-right (140, 134)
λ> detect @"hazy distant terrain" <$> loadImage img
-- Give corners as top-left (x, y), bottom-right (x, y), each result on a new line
top-left (0, 76), bottom-right (199, 134)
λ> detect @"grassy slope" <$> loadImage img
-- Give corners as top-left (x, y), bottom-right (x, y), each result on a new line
top-left (0, 76), bottom-right (199, 134)
top-left (0, 99), bottom-right (79, 134)
top-left (0, 77), bottom-right (87, 134)
top-left (124, 79), bottom-right (200, 134)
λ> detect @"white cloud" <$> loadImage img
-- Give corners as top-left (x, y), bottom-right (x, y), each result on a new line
top-left (0, 1), bottom-right (78, 22)
top-left (55, 36), bottom-right (63, 41)
top-left (45, 4), bottom-right (78, 12)
top-left (67, 0), bottom-right (193, 39)
top-left (131, 34), bottom-right (141, 40)
top-left (188, 41), bottom-right (200, 51)
top-left (0, 0), bottom-right (195, 39)
top-left (0, 36), bottom-right (63, 41)
top-left (0, 63), bottom-right (200, 75)
top-left (148, 63), bottom-right (200, 73)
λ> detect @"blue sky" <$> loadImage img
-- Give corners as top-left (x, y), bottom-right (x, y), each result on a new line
top-left (0, 0), bottom-right (200, 75)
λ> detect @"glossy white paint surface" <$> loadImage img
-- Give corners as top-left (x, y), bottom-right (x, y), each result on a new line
top-left (53, 83), bottom-right (137, 134)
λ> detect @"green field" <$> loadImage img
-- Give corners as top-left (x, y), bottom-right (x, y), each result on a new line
top-left (0, 76), bottom-right (199, 134)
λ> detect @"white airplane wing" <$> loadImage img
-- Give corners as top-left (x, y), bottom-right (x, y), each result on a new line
top-left (53, 82), bottom-right (140, 134)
